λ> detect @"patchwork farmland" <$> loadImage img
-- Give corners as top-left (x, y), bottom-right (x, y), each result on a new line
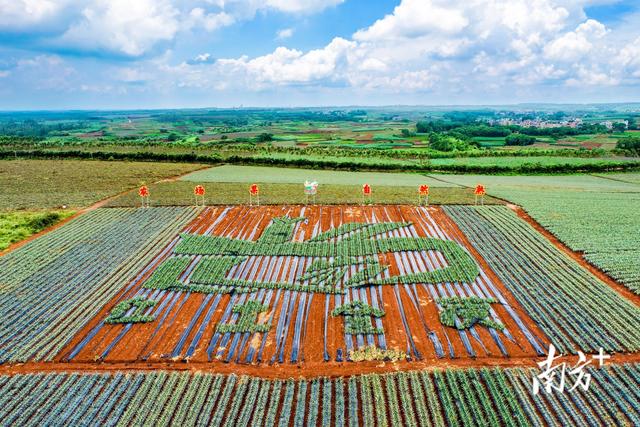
top-left (1, 202), bottom-right (640, 425)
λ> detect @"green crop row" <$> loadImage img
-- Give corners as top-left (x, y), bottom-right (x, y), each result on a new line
top-left (104, 297), bottom-right (157, 324)
top-left (437, 296), bottom-right (504, 331)
top-left (493, 190), bottom-right (640, 294)
top-left (0, 207), bottom-right (198, 363)
top-left (446, 205), bottom-right (640, 354)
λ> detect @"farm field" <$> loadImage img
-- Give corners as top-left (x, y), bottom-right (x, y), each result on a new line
top-left (0, 159), bottom-right (205, 209)
top-left (1, 181), bottom-right (639, 425)
top-left (2, 203), bottom-right (639, 372)
top-left (0, 207), bottom-right (198, 362)
top-left (1, 364), bottom-right (640, 426)
top-left (104, 181), bottom-right (498, 206)
top-left (63, 205), bottom-right (548, 368)
top-left (429, 155), bottom-right (640, 168)
top-left (434, 173), bottom-right (640, 294)
top-left (180, 165), bottom-right (447, 186)
top-left (7, 145), bottom-right (640, 175)
top-left (0, 210), bottom-right (75, 251)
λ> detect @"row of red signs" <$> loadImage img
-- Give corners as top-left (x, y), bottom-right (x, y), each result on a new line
top-left (366, 184), bottom-right (485, 196)
top-left (139, 184), bottom-right (487, 198)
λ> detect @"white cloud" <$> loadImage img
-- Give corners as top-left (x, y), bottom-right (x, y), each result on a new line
top-left (349, 69), bottom-right (438, 91)
top-left (12, 55), bottom-right (76, 90)
top-left (194, 53), bottom-right (212, 62)
top-left (276, 28), bottom-right (294, 40)
top-left (262, 0), bottom-right (344, 14)
top-left (3, 0), bottom-right (640, 103)
top-left (566, 66), bottom-right (619, 86)
top-left (0, 0), bottom-right (343, 57)
top-left (113, 67), bottom-right (148, 83)
top-left (217, 37), bottom-right (355, 86)
top-left (616, 36), bottom-right (640, 77)
top-left (59, 0), bottom-right (180, 56)
top-left (0, 0), bottom-right (69, 29)
top-left (354, 0), bottom-right (469, 41)
top-left (142, 0), bottom-right (639, 95)
top-left (187, 8), bottom-right (235, 32)
top-left (544, 19), bottom-right (608, 61)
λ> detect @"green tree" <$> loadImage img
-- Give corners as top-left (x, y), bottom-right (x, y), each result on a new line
top-left (616, 137), bottom-right (640, 154)
top-left (505, 133), bottom-right (536, 146)
top-left (256, 132), bottom-right (274, 142)
top-left (428, 133), bottom-right (471, 152)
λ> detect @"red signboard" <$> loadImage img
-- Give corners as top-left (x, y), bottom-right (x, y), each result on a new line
top-left (474, 184), bottom-right (486, 196)
top-left (362, 184), bottom-right (371, 195)
top-left (250, 184), bottom-right (259, 195)
top-left (419, 184), bottom-right (429, 196)
top-left (138, 186), bottom-right (149, 197)
top-left (194, 185), bottom-right (205, 196)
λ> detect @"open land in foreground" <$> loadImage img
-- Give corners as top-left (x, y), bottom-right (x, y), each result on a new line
top-left (1, 160), bottom-right (640, 426)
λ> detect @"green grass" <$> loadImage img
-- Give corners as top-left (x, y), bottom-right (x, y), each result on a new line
top-left (0, 159), bottom-right (206, 210)
top-left (473, 137), bottom-right (506, 148)
top-left (429, 172), bottom-right (640, 192)
top-left (180, 165), bottom-right (448, 186)
top-left (250, 152), bottom-right (419, 166)
top-left (592, 172), bottom-right (640, 185)
top-left (0, 210), bottom-right (75, 250)
top-left (352, 127), bottom-right (387, 132)
top-left (430, 156), bottom-right (639, 167)
top-left (105, 181), bottom-right (499, 207)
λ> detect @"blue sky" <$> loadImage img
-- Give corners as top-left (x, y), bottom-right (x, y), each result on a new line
top-left (0, 0), bottom-right (639, 109)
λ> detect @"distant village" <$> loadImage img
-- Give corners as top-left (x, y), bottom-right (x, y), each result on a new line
top-left (485, 117), bottom-right (628, 130)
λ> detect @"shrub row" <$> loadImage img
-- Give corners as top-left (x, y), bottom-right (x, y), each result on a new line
top-left (3, 148), bottom-right (640, 174)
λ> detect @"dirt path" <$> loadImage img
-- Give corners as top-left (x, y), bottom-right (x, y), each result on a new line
top-left (2, 349), bottom-right (640, 379)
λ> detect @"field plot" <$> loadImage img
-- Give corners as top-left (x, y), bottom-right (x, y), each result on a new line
top-left (0, 159), bottom-right (205, 209)
top-left (430, 155), bottom-right (640, 168)
top-left (179, 165), bottom-right (448, 186)
top-left (1, 364), bottom-right (639, 426)
top-left (447, 206), bottom-right (640, 354)
top-left (63, 205), bottom-right (547, 369)
top-left (435, 173), bottom-right (640, 294)
top-left (0, 207), bottom-right (197, 363)
top-left (104, 181), bottom-right (498, 207)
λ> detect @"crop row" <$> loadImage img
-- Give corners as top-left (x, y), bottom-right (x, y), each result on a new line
top-left (0, 207), bottom-right (198, 363)
top-left (71, 205), bottom-right (545, 363)
top-left (1, 364), bottom-right (639, 426)
top-left (445, 205), bottom-right (640, 354)
top-left (494, 189), bottom-right (640, 294)
top-left (104, 297), bottom-right (157, 324)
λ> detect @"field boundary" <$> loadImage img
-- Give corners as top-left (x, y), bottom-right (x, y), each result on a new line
top-left (0, 165), bottom-right (210, 258)
top-left (509, 204), bottom-right (640, 308)
top-left (4, 148), bottom-right (640, 174)
top-left (3, 350), bottom-right (640, 378)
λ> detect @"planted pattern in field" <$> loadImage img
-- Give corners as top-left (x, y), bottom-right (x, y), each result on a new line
top-left (1, 364), bottom-right (639, 426)
top-left (446, 205), bottom-right (640, 354)
top-left (63, 205), bottom-right (546, 368)
top-left (0, 207), bottom-right (197, 363)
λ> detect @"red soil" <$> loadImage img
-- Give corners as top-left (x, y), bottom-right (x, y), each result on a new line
top-left (54, 205), bottom-right (553, 378)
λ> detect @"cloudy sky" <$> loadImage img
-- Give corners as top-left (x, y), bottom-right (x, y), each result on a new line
top-left (0, 0), bottom-right (639, 109)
